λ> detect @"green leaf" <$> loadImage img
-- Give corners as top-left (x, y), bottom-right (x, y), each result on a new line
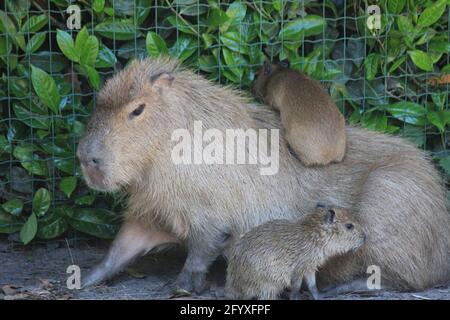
top-left (226, 1), bottom-right (247, 22)
top-left (2, 199), bottom-right (23, 216)
top-left (388, 56), bottom-right (406, 74)
top-left (56, 29), bottom-right (79, 62)
top-left (146, 31), bottom-right (168, 57)
top-left (220, 1), bottom-right (247, 32)
top-left (32, 188), bottom-right (51, 217)
top-left (93, 0), bottom-right (105, 13)
top-left (207, 7), bottom-right (229, 29)
top-left (170, 36), bottom-right (197, 62)
top-left (28, 51), bottom-right (67, 73)
top-left (0, 135), bottom-right (12, 154)
top-left (95, 43), bottom-right (117, 68)
top-left (80, 64), bottom-right (101, 90)
top-left (439, 157), bottom-right (450, 175)
top-left (13, 104), bottom-right (49, 129)
top-left (13, 145), bottom-right (48, 176)
top-left (408, 50), bottom-right (433, 72)
top-left (53, 158), bottom-right (77, 175)
top-left (417, 0), bottom-right (447, 28)
top-left (59, 176), bottom-right (77, 198)
top-left (21, 14), bottom-right (48, 33)
top-left (428, 110), bottom-right (450, 132)
top-left (69, 208), bottom-right (121, 239)
top-left (80, 36), bottom-right (99, 66)
top-left (31, 65), bottom-right (61, 113)
top-left (0, 9), bottom-right (25, 50)
top-left (279, 15), bottom-right (326, 41)
top-left (222, 47), bottom-right (247, 80)
top-left (20, 213), bottom-right (38, 245)
top-left (401, 125), bottom-right (425, 147)
top-left (95, 21), bottom-right (141, 40)
top-left (74, 194), bottom-right (96, 206)
top-left (384, 102), bottom-right (427, 125)
top-left (364, 53), bottom-right (380, 81)
top-left (37, 207), bottom-right (68, 239)
top-left (387, 0), bottom-right (406, 14)
top-left (0, 212), bottom-right (23, 234)
top-left (273, 0), bottom-right (283, 12)
top-left (74, 26), bottom-right (89, 53)
top-left (166, 16), bottom-right (197, 36)
top-left (220, 31), bottom-right (248, 54)
top-left (0, 10), bottom-right (16, 34)
top-left (25, 32), bottom-right (46, 54)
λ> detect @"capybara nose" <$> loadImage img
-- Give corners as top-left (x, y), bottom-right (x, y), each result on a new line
top-left (79, 155), bottom-right (102, 168)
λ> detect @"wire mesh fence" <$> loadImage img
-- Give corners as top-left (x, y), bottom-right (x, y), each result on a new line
top-left (0, 0), bottom-right (449, 244)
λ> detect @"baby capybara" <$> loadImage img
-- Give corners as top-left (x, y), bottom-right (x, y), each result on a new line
top-left (252, 60), bottom-right (346, 166)
top-left (227, 207), bottom-right (365, 300)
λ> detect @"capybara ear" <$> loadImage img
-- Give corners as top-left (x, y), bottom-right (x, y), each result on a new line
top-left (325, 209), bottom-right (336, 224)
top-left (279, 59), bottom-right (290, 68)
top-left (150, 72), bottom-right (174, 93)
top-left (263, 61), bottom-right (272, 75)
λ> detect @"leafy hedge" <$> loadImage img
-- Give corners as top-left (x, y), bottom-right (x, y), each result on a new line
top-left (0, 0), bottom-right (449, 244)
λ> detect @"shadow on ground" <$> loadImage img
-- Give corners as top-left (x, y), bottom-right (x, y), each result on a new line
top-left (1, 237), bottom-right (449, 300)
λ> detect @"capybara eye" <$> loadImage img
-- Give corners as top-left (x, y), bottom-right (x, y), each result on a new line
top-left (345, 223), bottom-right (354, 230)
top-left (131, 104), bottom-right (145, 117)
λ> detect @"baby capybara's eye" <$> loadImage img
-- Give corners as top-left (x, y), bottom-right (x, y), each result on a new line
top-left (130, 104), bottom-right (145, 117)
top-left (345, 223), bottom-right (354, 230)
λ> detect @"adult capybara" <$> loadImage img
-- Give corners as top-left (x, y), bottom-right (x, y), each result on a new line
top-left (252, 60), bottom-right (346, 166)
top-left (77, 57), bottom-right (450, 293)
top-left (226, 207), bottom-right (365, 300)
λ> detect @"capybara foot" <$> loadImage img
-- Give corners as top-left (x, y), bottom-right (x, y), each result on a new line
top-left (82, 264), bottom-right (109, 288)
top-left (289, 291), bottom-right (303, 300)
top-left (175, 269), bottom-right (207, 294)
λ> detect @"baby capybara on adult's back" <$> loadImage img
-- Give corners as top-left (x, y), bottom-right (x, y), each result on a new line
top-left (252, 61), bottom-right (346, 166)
top-left (227, 208), bottom-right (365, 300)
top-left (77, 57), bottom-right (450, 292)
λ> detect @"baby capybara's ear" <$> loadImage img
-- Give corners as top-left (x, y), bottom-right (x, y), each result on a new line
top-left (279, 59), bottom-right (290, 69)
top-left (150, 72), bottom-right (174, 93)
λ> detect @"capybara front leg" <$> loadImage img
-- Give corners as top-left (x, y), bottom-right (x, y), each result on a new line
top-left (176, 231), bottom-right (230, 294)
top-left (83, 219), bottom-right (178, 287)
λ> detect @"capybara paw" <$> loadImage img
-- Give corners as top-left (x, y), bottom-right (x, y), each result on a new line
top-left (175, 270), bottom-right (207, 294)
top-left (82, 267), bottom-right (107, 288)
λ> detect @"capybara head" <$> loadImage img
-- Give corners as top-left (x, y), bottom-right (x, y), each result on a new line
top-left (251, 60), bottom-right (289, 102)
top-left (307, 207), bottom-right (366, 254)
top-left (77, 58), bottom-right (179, 191)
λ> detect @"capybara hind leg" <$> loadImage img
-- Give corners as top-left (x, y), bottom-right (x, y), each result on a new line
top-left (350, 158), bottom-right (450, 290)
top-left (176, 231), bottom-right (230, 293)
top-left (83, 219), bottom-right (178, 287)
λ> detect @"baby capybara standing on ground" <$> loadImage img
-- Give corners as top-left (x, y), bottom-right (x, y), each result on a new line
top-left (77, 57), bottom-right (450, 293)
top-left (227, 207), bottom-right (365, 300)
top-left (252, 60), bottom-right (346, 166)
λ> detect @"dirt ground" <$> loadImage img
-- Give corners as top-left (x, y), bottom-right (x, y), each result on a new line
top-left (0, 236), bottom-right (449, 300)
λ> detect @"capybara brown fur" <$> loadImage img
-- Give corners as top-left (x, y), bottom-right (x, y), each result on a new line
top-left (226, 207), bottom-right (366, 300)
top-left (77, 57), bottom-right (450, 293)
top-left (252, 61), bottom-right (346, 166)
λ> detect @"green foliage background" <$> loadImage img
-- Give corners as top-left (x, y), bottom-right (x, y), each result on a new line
top-left (0, 0), bottom-right (449, 244)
